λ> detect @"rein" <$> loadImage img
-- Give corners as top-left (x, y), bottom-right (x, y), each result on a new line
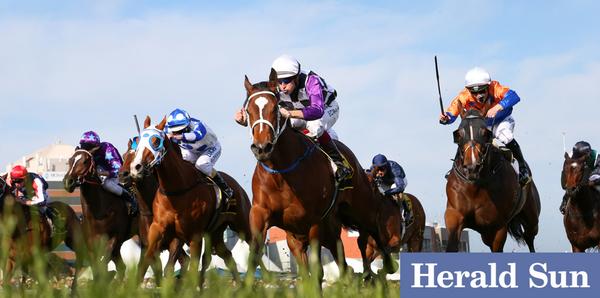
top-left (245, 90), bottom-right (288, 145)
top-left (452, 143), bottom-right (491, 183)
top-left (158, 176), bottom-right (206, 197)
top-left (260, 137), bottom-right (317, 174)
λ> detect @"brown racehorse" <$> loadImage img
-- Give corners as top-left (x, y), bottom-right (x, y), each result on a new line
top-left (128, 116), bottom-right (252, 286)
top-left (445, 109), bottom-right (540, 252)
top-left (63, 149), bottom-right (137, 278)
top-left (562, 151), bottom-right (600, 252)
top-left (0, 175), bottom-right (83, 290)
top-left (360, 172), bottom-right (425, 276)
top-left (119, 136), bottom-right (190, 277)
top-left (243, 70), bottom-right (396, 283)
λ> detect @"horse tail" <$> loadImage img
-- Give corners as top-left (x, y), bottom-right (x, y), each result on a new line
top-left (507, 216), bottom-right (526, 245)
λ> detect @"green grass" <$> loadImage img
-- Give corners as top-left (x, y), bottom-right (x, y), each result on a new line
top-left (0, 211), bottom-right (399, 297)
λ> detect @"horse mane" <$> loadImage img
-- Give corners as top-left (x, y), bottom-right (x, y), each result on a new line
top-left (252, 81), bottom-right (270, 89)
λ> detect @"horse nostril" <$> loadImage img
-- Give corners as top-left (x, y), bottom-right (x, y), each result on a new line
top-left (135, 164), bottom-right (142, 171)
top-left (264, 142), bottom-right (273, 153)
top-left (121, 171), bottom-right (130, 178)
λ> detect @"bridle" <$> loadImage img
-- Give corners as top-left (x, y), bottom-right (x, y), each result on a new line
top-left (565, 157), bottom-right (591, 197)
top-left (245, 90), bottom-right (287, 145)
top-left (453, 121), bottom-right (492, 183)
top-left (134, 127), bottom-right (167, 172)
top-left (67, 149), bottom-right (101, 185)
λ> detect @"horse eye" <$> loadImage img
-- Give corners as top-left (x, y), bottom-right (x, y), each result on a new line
top-left (150, 135), bottom-right (163, 150)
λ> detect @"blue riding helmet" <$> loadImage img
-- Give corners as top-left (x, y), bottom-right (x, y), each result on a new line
top-left (166, 108), bottom-right (191, 133)
top-left (372, 154), bottom-right (389, 168)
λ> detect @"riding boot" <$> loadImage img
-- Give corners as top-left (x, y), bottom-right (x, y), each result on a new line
top-left (319, 135), bottom-right (352, 183)
top-left (212, 172), bottom-right (235, 203)
top-left (400, 195), bottom-right (413, 225)
top-left (559, 193), bottom-right (569, 215)
top-left (506, 139), bottom-right (531, 185)
top-left (120, 189), bottom-right (139, 217)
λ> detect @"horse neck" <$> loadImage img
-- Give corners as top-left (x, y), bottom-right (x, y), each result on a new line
top-left (570, 187), bottom-right (600, 211)
top-left (79, 182), bottom-right (111, 218)
top-left (136, 175), bottom-right (158, 211)
top-left (263, 127), bottom-right (311, 168)
top-left (156, 138), bottom-right (202, 191)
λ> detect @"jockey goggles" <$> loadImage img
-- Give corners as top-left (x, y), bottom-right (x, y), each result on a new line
top-left (11, 178), bottom-right (24, 184)
top-left (468, 85), bottom-right (488, 95)
top-left (278, 76), bottom-right (296, 84)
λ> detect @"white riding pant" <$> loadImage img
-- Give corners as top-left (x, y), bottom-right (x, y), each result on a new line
top-left (489, 115), bottom-right (515, 146)
top-left (181, 143), bottom-right (222, 177)
top-left (290, 100), bottom-right (340, 138)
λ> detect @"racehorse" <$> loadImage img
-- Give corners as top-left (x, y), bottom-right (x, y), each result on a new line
top-left (0, 175), bottom-right (83, 290)
top-left (359, 172), bottom-right (425, 277)
top-left (63, 149), bottom-right (137, 279)
top-left (127, 116), bottom-right (252, 286)
top-left (445, 108), bottom-right (540, 252)
top-left (562, 151), bottom-right (600, 252)
top-left (243, 70), bottom-right (396, 283)
top-left (119, 136), bottom-right (189, 278)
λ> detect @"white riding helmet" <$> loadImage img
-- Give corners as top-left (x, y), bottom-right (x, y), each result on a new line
top-left (271, 55), bottom-right (301, 79)
top-left (464, 67), bottom-right (491, 88)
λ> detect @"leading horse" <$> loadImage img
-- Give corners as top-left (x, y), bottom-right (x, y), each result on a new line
top-left (444, 109), bottom-right (541, 252)
top-left (562, 151), bottom-right (600, 252)
top-left (128, 116), bottom-right (252, 286)
top-left (63, 149), bottom-right (137, 279)
top-left (243, 70), bottom-right (396, 283)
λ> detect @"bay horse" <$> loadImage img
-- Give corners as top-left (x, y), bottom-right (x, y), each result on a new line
top-left (0, 175), bottom-right (83, 290)
top-left (128, 116), bottom-right (252, 286)
top-left (119, 136), bottom-right (189, 277)
top-left (562, 151), bottom-right (600, 252)
top-left (63, 149), bottom-right (137, 278)
top-left (445, 109), bottom-right (540, 252)
top-left (359, 172), bottom-right (425, 277)
top-left (243, 70), bottom-right (396, 283)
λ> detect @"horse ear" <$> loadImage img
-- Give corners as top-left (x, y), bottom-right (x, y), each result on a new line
top-left (268, 68), bottom-right (278, 92)
top-left (564, 151), bottom-right (570, 160)
top-left (156, 116), bottom-right (167, 130)
top-left (144, 116), bottom-right (151, 129)
top-left (452, 129), bottom-right (461, 144)
top-left (127, 138), bottom-right (132, 149)
top-left (244, 75), bottom-right (253, 93)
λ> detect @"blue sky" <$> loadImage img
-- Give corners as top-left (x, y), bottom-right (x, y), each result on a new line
top-left (1, 0), bottom-right (599, 252)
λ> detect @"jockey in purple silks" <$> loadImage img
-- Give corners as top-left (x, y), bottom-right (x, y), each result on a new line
top-left (79, 131), bottom-right (138, 216)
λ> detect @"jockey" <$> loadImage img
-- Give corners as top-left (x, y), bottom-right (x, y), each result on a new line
top-left (235, 54), bottom-right (351, 183)
top-left (370, 154), bottom-right (412, 224)
top-left (439, 67), bottom-right (531, 185)
top-left (164, 108), bottom-right (235, 204)
top-left (79, 131), bottom-right (138, 216)
top-left (6, 165), bottom-right (49, 208)
top-left (560, 141), bottom-right (600, 214)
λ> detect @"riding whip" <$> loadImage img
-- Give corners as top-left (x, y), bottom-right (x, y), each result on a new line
top-left (134, 115), bottom-right (141, 136)
top-left (434, 56), bottom-right (445, 115)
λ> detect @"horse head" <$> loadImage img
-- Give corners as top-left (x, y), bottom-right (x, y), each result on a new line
top-left (119, 136), bottom-right (142, 187)
top-left (562, 152), bottom-right (590, 196)
top-left (244, 69), bottom-right (282, 161)
top-left (452, 109), bottom-right (494, 180)
top-left (63, 148), bottom-right (99, 192)
top-left (129, 116), bottom-right (168, 179)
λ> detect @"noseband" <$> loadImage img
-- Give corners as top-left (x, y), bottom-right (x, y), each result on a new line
top-left (245, 90), bottom-right (287, 145)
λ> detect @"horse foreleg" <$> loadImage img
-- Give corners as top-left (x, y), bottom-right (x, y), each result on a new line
top-left (139, 223), bottom-right (164, 284)
top-left (444, 208), bottom-right (464, 252)
top-left (188, 238), bottom-right (203, 289)
top-left (198, 236), bottom-right (212, 289)
top-left (213, 232), bottom-right (240, 283)
top-left (308, 225), bottom-right (324, 287)
top-left (165, 238), bottom-right (186, 277)
top-left (286, 234), bottom-right (308, 275)
top-left (248, 206), bottom-right (269, 279)
top-left (490, 227), bottom-right (508, 252)
top-left (357, 233), bottom-right (373, 280)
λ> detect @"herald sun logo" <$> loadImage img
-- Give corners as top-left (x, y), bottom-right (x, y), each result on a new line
top-left (411, 262), bottom-right (590, 289)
